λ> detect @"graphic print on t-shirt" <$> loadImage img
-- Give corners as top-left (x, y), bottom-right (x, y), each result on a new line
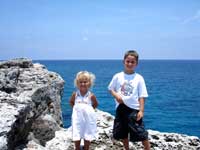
top-left (120, 81), bottom-right (134, 96)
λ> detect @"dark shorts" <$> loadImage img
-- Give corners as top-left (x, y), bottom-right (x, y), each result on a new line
top-left (113, 103), bottom-right (148, 142)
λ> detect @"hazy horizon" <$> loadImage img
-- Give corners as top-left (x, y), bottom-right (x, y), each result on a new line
top-left (1, 58), bottom-right (200, 61)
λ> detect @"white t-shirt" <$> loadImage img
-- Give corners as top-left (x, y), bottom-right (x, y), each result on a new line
top-left (108, 71), bottom-right (148, 110)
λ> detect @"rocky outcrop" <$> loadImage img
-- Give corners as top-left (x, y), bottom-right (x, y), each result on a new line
top-left (0, 58), bottom-right (64, 150)
top-left (0, 58), bottom-right (199, 150)
top-left (23, 110), bottom-right (200, 150)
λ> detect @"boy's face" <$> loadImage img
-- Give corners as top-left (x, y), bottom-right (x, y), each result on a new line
top-left (123, 55), bottom-right (138, 73)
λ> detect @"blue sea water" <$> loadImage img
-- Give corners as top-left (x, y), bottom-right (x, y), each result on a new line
top-left (34, 60), bottom-right (200, 138)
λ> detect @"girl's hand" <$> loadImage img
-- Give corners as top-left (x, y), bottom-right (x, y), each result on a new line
top-left (137, 110), bottom-right (143, 121)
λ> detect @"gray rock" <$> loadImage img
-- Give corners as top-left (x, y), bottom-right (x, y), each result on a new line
top-left (0, 58), bottom-right (33, 69)
top-left (0, 58), bottom-right (64, 149)
top-left (45, 109), bottom-right (200, 150)
top-left (1, 58), bottom-right (199, 150)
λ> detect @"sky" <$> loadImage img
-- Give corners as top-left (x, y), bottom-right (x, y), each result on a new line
top-left (0, 0), bottom-right (200, 60)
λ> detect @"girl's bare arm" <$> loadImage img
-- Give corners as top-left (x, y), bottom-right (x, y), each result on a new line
top-left (91, 94), bottom-right (98, 109)
top-left (69, 92), bottom-right (76, 107)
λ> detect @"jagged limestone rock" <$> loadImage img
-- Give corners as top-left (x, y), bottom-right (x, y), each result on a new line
top-left (0, 58), bottom-right (64, 149)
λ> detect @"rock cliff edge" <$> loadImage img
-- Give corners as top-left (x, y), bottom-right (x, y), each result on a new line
top-left (0, 58), bottom-right (199, 150)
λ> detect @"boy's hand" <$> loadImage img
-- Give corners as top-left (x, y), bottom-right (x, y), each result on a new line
top-left (137, 110), bottom-right (143, 121)
top-left (115, 94), bottom-right (124, 104)
top-left (110, 90), bottom-right (124, 104)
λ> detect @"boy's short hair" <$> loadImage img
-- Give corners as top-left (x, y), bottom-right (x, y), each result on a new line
top-left (124, 50), bottom-right (139, 62)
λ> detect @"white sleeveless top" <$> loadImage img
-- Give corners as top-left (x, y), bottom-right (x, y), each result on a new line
top-left (71, 90), bottom-right (97, 141)
top-left (74, 90), bottom-right (92, 106)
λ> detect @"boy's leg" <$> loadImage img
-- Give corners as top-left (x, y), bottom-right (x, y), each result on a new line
top-left (122, 138), bottom-right (129, 150)
top-left (142, 140), bottom-right (150, 150)
top-left (74, 140), bottom-right (81, 150)
top-left (84, 140), bottom-right (90, 150)
top-left (113, 104), bottom-right (130, 150)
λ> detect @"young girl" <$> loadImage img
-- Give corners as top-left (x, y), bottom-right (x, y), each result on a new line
top-left (69, 71), bottom-right (98, 150)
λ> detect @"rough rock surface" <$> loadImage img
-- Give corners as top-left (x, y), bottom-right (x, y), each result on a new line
top-left (0, 58), bottom-right (199, 150)
top-left (23, 110), bottom-right (200, 150)
top-left (0, 58), bottom-right (64, 150)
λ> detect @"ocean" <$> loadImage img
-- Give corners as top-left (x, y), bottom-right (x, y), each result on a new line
top-left (34, 60), bottom-right (200, 138)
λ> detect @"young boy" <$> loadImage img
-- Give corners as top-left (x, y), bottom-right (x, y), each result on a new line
top-left (108, 50), bottom-right (150, 150)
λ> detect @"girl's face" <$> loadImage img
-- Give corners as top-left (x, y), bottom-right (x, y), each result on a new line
top-left (78, 77), bottom-right (90, 92)
top-left (124, 55), bottom-right (138, 74)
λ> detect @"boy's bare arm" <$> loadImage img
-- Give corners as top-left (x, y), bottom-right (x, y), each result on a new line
top-left (109, 90), bottom-right (124, 104)
top-left (137, 97), bottom-right (145, 120)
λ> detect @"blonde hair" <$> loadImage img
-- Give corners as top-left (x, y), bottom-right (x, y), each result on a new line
top-left (74, 71), bottom-right (95, 88)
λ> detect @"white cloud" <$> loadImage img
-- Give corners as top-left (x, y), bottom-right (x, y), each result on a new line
top-left (81, 29), bottom-right (89, 41)
top-left (182, 10), bottom-right (200, 24)
top-left (82, 36), bottom-right (88, 41)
